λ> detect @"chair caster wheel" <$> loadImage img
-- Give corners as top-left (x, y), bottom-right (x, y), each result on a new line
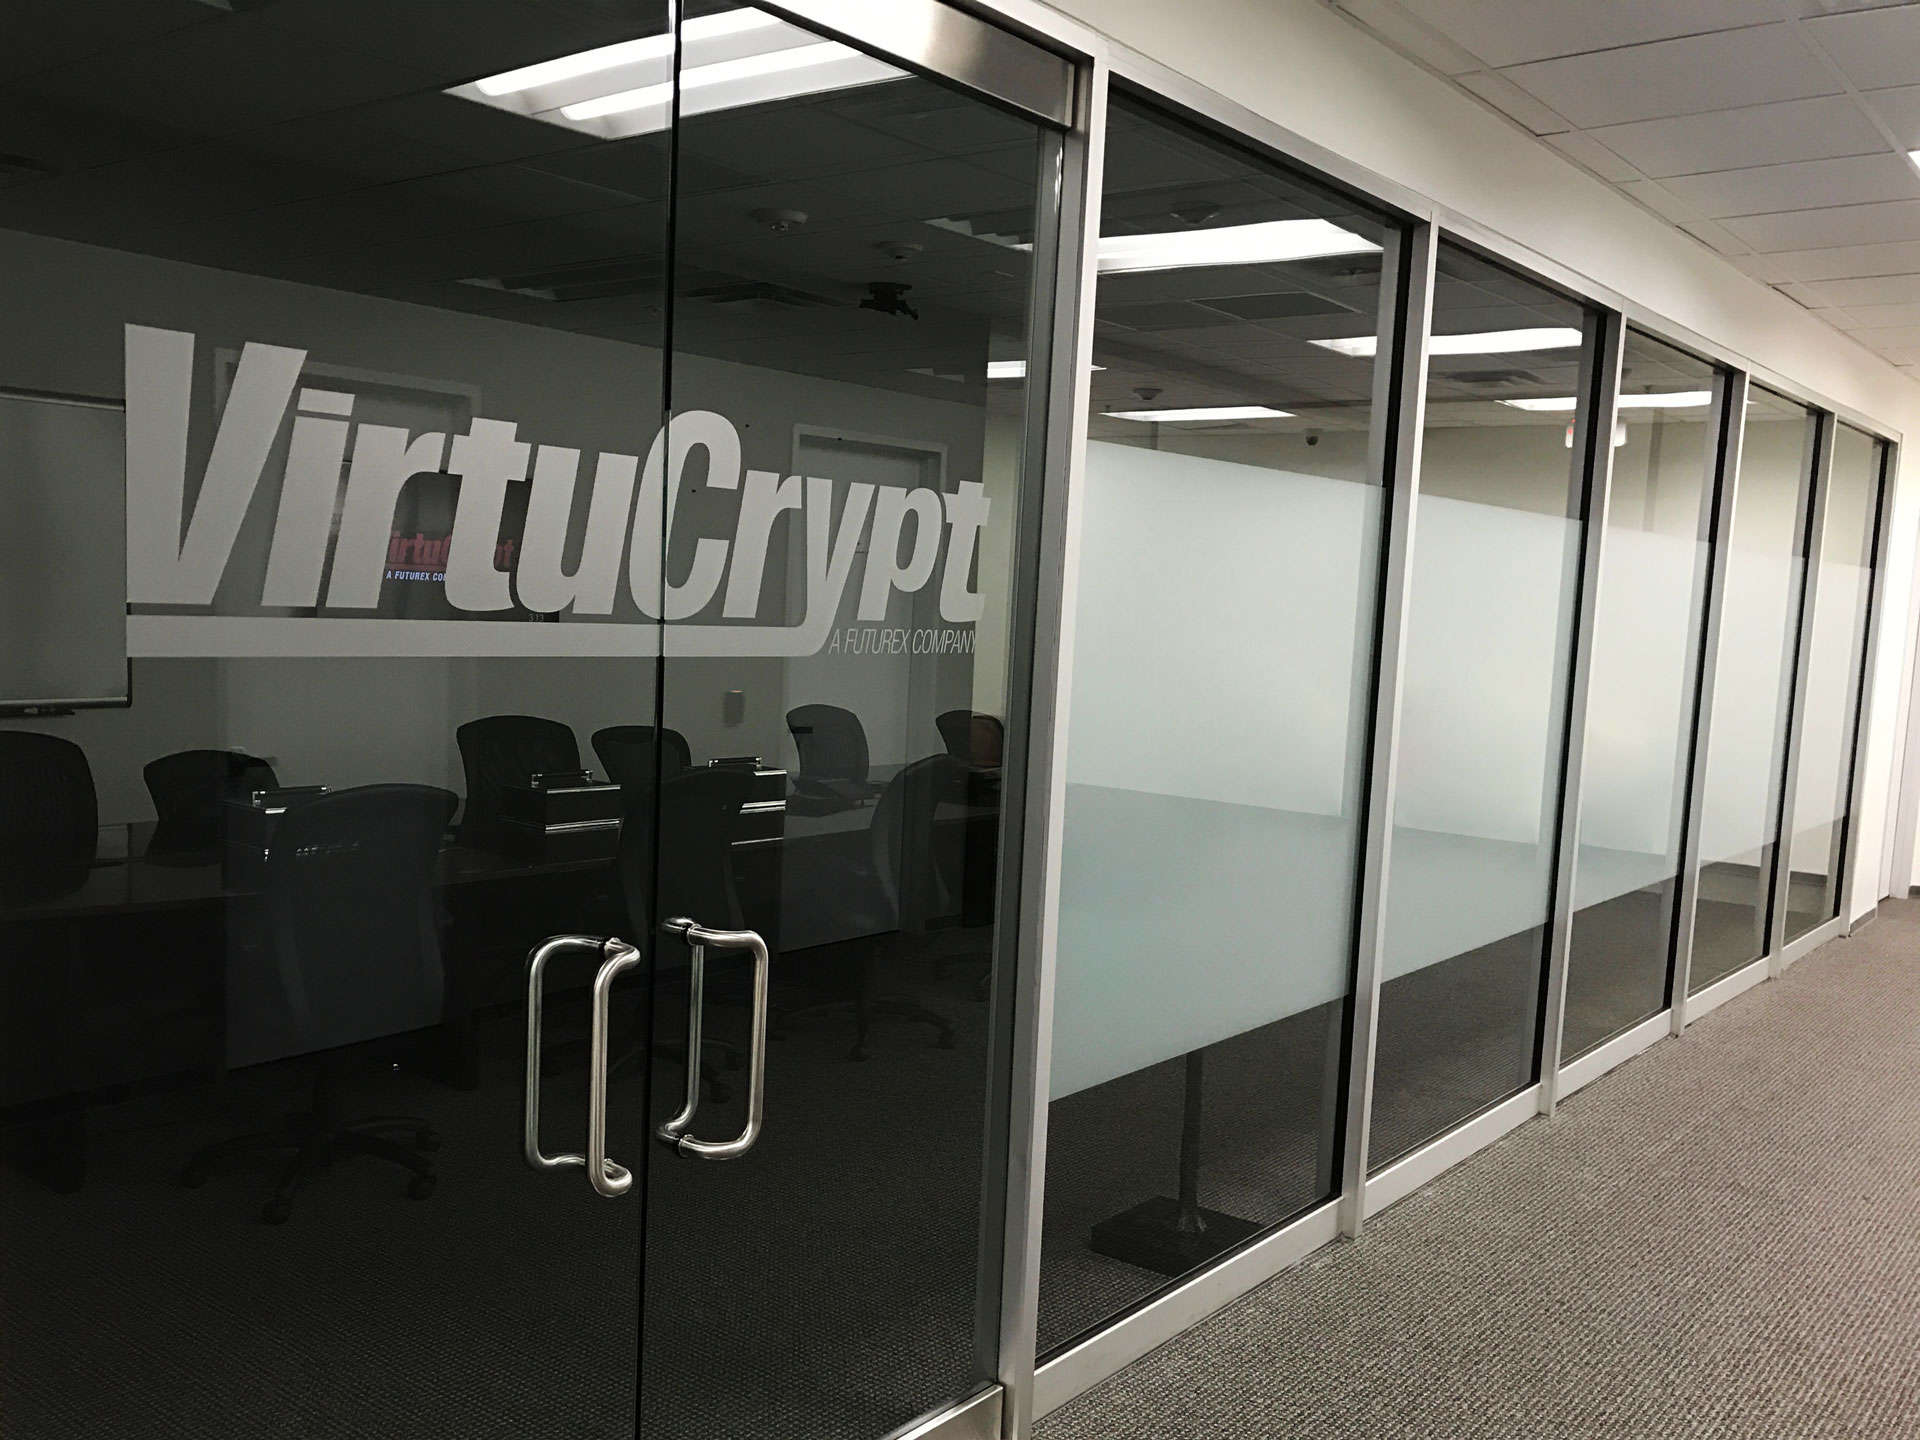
top-left (416, 1129), bottom-right (441, 1152)
top-left (407, 1174), bottom-right (437, 1201)
top-left (261, 1197), bottom-right (292, 1225)
top-left (180, 1163), bottom-right (210, 1189)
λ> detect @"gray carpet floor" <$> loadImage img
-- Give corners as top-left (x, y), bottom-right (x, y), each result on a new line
top-left (1038, 897), bottom-right (1920, 1440)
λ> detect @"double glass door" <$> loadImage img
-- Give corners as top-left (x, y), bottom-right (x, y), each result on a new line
top-left (0, 3), bottom-right (1064, 1436)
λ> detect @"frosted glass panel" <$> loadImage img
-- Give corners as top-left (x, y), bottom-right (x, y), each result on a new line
top-left (1689, 391), bottom-right (1816, 990)
top-left (1371, 244), bottom-right (1590, 1168)
top-left (1783, 425), bottom-right (1881, 941)
top-left (1038, 88), bottom-right (1397, 1357)
top-left (1562, 333), bottom-right (1719, 1058)
top-left (1054, 442), bottom-right (1378, 1099)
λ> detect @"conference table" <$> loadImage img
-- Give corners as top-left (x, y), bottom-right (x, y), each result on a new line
top-left (0, 773), bottom-right (1002, 1134)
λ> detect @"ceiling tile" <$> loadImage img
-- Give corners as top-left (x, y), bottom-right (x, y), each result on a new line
top-left (1383, 0), bottom-right (1769, 68)
top-left (1333, 0), bottom-right (1482, 75)
top-left (1721, 198), bottom-right (1920, 250)
top-left (1804, 5), bottom-right (1920, 91)
top-left (1827, 300), bottom-right (1920, 328)
top-left (1679, 218), bottom-right (1750, 255)
top-left (1799, 271), bottom-right (1920, 305)
top-left (1456, 71), bottom-right (1572, 135)
top-left (1658, 152), bottom-right (1920, 218)
top-left (1618, 179), bottom-right (1705, 223)
top-left (1837, 322), bottom-right (1920, 347)
top-left (1734, 253), bottom-right (1798, 282)
top-left (1543, 131), bottom-right (1645, 183)
top-left (1498, 25), bottom-right (1840, 129)
top-left (1733, 237), bottom-right (1920, 280)
top-left (1584, 95), bottom-right (1887, 176)
top-left (1860, 84), bottom-right (1920, 148)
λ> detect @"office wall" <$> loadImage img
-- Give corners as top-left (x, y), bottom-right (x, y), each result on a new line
top-left (1035, 0), bottom-right (1920, 922)
top-left (0, 227), bottom-right (1014, 821)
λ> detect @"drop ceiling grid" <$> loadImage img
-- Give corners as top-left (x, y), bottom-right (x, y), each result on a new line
top-left (1329, 0), bottom-right (1920, 377)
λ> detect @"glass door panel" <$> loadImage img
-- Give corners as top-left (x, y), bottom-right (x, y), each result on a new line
top-left (1040, 89), bottom-right (1401, 1354)
top-left (1782, 424), bottom-right (1884, 942)
top-left (641, 5), bottom-right (1063, 1435)
top-left (1561, 334), bottom-right (1722, 1058)
top-left (0, 3), bottom-right (672, 1435)
top-left (1688, 388), bottom-right (1817, 990)
top-left (1373, 247), bottom-right (1594, 1166)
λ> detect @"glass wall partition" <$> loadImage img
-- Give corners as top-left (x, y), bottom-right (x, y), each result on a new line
top-left (1688, 389), bottom-right (1819, 991)
top-left (1038, 89), bottom-right (1403, 1354)
top-left (1371, 245), bottom-right (1594, 1168)
top-left (1782, 426), bottom-right (1887, 942)
top-left (0, 4), bottom-right (1071, 1438)
top-left (1561, 334), bottom-right (1724, 1059)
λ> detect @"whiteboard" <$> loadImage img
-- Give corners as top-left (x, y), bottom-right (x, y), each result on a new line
top-left (0, 390), bottom-right (128, 708)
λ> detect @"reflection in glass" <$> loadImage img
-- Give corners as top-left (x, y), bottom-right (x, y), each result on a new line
top-left (1689, 390), bottom-right (1818, 991)
top-left (1782, 426), bottom-right (1883, 942)
top-left (1371, 245), bottom-right (1592, 1168)
top-left (648, 24), bottom-right (1055, 1434)
top-left (1040, 89), bottom-right (1399, 1353)
top-left (0, 2), bottom-right (1061, 1437)
top-left (1561, 334), bottom-right (1721, 1059)
top-left (0, 4), bottom-right (675, 1435)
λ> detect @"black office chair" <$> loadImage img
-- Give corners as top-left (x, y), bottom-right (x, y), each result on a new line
top-left (778, 755), bottom-right (963, 1060)
top-left (935, 710), bottom-right (1005, 769)
top-left (612, 766), bottom-right (757, 1095)
top-left (143, 748), bottom-right (279, 859)
top-left (455, 714), bottom-right (580, 845)
top-left (787, 704), bottom-right (877, 810)
top-left (182, 783), bottom-right (459, 1223)
top-left (0, 731), bottom-right (98, 902)
top-left (593, 724), bottom-right (692, 789)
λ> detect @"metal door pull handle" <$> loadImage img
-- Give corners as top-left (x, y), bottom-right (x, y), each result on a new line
top-left (522, 933), bottom-right (640, 1198)
top-left (658, 918), bottom-right (772, 1161)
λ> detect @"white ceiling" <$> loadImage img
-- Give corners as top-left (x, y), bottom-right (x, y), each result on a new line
top-left (1330, 0), bottom-right (1920, 374)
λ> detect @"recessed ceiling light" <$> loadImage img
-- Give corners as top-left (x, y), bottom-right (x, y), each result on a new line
top-left (475, 10), bottom-right (781, 96)
top-left (565, 39), bottom-right (859, 119)
top-left (986, 359), bottom-right (1106, 380)
top-left (1104, 405), bottom-right (1294, 422)
top-left (1502, 390), bottom-right (1712, 412)
top-left (1313, 326), bottom-right (1583, 358)
top-left (1096, 218), bottom-right (1378, 274)
top-left (453, 10), bottom-right (903, 135)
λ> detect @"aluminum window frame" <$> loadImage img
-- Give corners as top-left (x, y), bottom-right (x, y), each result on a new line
top-left (873, 5), bottom-right (1912, 1435)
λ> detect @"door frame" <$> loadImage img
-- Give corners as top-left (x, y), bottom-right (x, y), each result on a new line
top-left (648, 4), bottom-right (1103, 1439)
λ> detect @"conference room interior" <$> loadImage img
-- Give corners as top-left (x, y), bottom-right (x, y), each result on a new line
top-left (0, 3), bottom-right (1053, 1435)
top-left (0, 5), bottom-right (1899, 1439)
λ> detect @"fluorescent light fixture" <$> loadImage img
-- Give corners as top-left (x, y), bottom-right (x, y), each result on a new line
top-left (565, 39), bottom-right (856, 119)
top-left (1503, 389), bottom-right (1712, 413)
top-left (986, 359), bottom-right (1105, 380)
top-left (1094, 218), bottom-right (1379, 274)
top-left (453, 9), bottom-right (903, 136)
top-left (1313, 326), bottom-right (1584, 358)
top-left (1104, 405), bottom-right (1294, 423)
top-left (474, 10), bottom-right (780, 96)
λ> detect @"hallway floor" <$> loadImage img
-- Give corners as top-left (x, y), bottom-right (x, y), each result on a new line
top-left (1038, 899), bottom-right (1920, 1440)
